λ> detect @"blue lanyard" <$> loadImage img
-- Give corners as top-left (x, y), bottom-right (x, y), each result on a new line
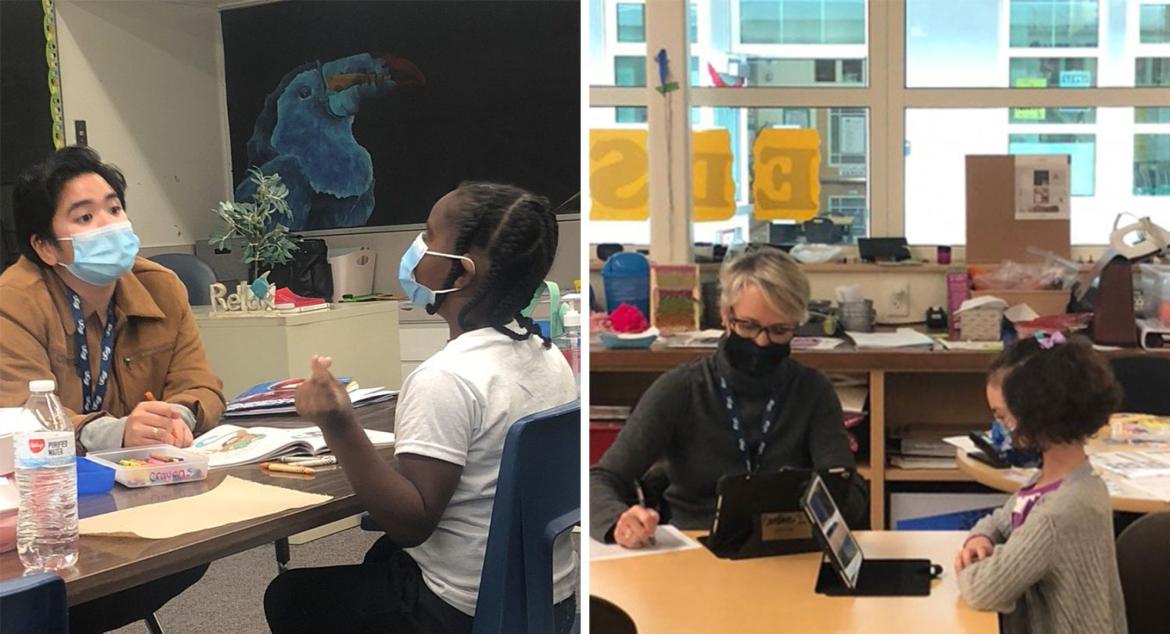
top-left (68, 290), bottom-right (116, 414)
top-left (716, 374), bottom-right (782, 474)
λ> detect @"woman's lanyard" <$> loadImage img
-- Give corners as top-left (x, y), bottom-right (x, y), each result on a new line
top-left (68, 289), bottom-right (116, 414)
top-left (716, 374), bottom-right (782, 474)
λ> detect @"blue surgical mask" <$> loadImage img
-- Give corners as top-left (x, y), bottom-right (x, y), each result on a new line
top-left (398, 233), bottom-right (474, 309)
top-left (59, 222), bottom-right (140, 286)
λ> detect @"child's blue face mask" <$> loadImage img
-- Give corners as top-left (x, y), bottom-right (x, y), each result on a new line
top-left (58, 221), bottom-right (140, 286)
top-left (397, 233), bottom-right (475, 309)
top-left (991, 419), bottom-right (1042, 468)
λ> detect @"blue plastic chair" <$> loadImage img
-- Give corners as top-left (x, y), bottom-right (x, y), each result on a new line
top-left (360, 400), bottom-right (581, 633)
top-left (0, 572), bottom-right (69, 634)
top-left (147, 253), bottom-right (217, 306)
top-left (472, 399), bottom-right (580, 634)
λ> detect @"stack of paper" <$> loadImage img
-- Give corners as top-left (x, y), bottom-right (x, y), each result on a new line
top-left (660, 329), bottom-right (724, 348)
top-left (793, 337), bottom-right (846, 351)
top-left (846, 329), bottom-right (935, 350)
top-left (226, 385), bottom-right (397, 417)
top-left (1091, 450), bottom-right (1170, 479)
top-left (889, 432), bottom-right (958, 469)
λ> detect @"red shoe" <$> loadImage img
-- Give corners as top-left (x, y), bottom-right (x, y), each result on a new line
top-left (274, 287), bottom-right (328, 313)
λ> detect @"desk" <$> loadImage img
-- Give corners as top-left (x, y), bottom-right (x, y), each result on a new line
top-left (193, 302), bottom-right (402, 399)
top-left (592, 345), bottom-right (1168, 529)
top-left (591, 530), bottom-right (995, 634)
top-left (0, 402), bottom-right (394, 606)
top-left (955, 442), bottom-right (1170, 514)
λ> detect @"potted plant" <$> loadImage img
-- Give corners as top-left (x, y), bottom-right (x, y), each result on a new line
top-left (210, 168), bottom-right (300, 282)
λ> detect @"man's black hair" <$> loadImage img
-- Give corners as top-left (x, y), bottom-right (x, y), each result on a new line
top-left (13, 145), bottom-right (127, 267)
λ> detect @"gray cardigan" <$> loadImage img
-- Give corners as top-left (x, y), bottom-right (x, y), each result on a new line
top-left (959, 461), bottom-right (1127, 634)
top-left (590, 338), bottom-right (854, 539)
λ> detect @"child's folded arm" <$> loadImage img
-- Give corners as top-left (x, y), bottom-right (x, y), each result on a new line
top-left (966, 497), bottom-right (1015, 545)
top-left (958, 513), bottom-right (1056, 613)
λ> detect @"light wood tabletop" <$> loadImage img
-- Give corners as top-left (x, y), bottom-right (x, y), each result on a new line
top-left (590, 530), bottom-right (997, 634)
top-left (0, 402), bottom-right (395, 606)
top-left (955, 437), bottom-right (1170, 515)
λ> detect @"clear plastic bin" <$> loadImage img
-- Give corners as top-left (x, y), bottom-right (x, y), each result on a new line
top-left (86, 445), bottom-right (208, 488)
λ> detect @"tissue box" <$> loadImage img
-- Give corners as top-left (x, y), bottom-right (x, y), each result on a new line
top-left (959, 307), bottom-right (1004, 341)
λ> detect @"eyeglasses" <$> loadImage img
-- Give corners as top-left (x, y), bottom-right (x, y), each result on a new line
top-left (728, 313), bottom-right (799, 343)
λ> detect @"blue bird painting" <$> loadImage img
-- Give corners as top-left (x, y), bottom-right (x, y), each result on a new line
top-left (235, 53), bottom-right (425, 230)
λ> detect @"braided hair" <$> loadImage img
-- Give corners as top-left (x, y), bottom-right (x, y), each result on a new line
top-left (429, 182), bottom-right (558, 347)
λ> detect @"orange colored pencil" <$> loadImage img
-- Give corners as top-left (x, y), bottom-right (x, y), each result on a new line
top-left (261, 462), bottom-right (316, 475)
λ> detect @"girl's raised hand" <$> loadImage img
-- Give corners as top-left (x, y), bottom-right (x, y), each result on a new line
top-left (295, 355), bottom-right (354, 428)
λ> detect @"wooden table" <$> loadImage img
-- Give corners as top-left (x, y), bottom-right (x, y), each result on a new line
top-left (591, 530), bottom-right (996, 634)
top-left (592, 344), bottom-right (1167, 529)
top-left (955, 441), bottom-right (1170, 515)
top-left (0, 402), bottom-right (395, 606)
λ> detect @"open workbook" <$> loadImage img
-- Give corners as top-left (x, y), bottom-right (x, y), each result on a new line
top-left (190, 424), bottom-right (395, 468)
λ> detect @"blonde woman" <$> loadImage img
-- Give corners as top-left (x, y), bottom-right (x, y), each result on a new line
top-left (590, 247), bottom-right (857, 548)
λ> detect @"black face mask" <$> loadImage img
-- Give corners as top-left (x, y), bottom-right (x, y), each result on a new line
top-left (725, 332), bottom-right (791, 375)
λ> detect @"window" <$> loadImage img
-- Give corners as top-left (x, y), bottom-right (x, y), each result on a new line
top-left (1136, 57), bottom-right (1170, 87)
top-left (740, 0), bottom-right (866, 45)
top-left (690, 106), bottom-right (870, 245)
top-left (1009, 0), bottom-right (1098, 48)
top-left (1140, 4), bottom-right (1170, 43)
top-left (906, 108), bottom-right (1167, 246)
top-left (614, 56), bottom-right (646, 87)
top-left (829, 196), bottom-right (869, 241)
top-left (906, 0), bottom-right (1157, 88)
top-left (1135, 134), bottom-right (1170, 195)
top-left (1007, 133), bottom-right (1096, 196)
top-left (1137, 108), bottom-right (1170, 124)
top-left (589, 1), bottom-right (1168, 250)
top-left (616, 3), bottom-right (645, 42)
top-left (1009, 57), bottom-right (1097, 88)
top-left (828, 108), bottom-right (867, 168)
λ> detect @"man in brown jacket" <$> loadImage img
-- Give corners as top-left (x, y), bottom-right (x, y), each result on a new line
top-left (0, 146), bottom-right (224, 453)
top-left (0, 145), bottom-right (221, 633)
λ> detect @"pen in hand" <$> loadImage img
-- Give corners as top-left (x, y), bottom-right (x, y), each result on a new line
top-left (635, 479), bottom-right (657, 546)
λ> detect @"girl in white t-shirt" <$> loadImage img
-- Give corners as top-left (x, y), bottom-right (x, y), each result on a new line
top-left (264, 183), bottom-right (577, 634)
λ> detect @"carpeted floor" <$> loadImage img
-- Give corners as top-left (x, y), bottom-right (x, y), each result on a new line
top-left (109, 527), bottom-right (381, 634)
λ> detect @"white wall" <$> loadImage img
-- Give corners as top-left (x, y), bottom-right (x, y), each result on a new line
top-left (55, 0), bottom-right (231, 251)
top-left (323, 217), bottom-right (582, 297)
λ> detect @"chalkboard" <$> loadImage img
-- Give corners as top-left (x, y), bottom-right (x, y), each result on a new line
top-left (1, 0), bottom-right (57, 269)
top-left (221, 0), bottom-right (580, 230)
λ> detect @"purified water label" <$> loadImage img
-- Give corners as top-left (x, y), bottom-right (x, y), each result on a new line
top-left (15, 432), bottom-right (76, 469)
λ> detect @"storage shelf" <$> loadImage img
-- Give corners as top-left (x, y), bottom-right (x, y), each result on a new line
top-left (885, 467), bottom-right (972, 482)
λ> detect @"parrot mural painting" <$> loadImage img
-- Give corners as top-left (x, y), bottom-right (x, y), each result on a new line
top-left (234, 52), bottom-right (426, 230)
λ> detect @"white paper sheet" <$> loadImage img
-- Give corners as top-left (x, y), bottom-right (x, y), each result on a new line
top-left (943, 436), bottom-right (979, 453)
top-left (589, 524), bottom-right (701, 561)
top-left (1015, 155), bottom-right (1070, 220)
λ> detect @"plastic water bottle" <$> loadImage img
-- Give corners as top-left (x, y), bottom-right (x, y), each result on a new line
top-left (555, 308), bottom-right (582, 386)
top-left (15, 379), bottom-right (79, 571)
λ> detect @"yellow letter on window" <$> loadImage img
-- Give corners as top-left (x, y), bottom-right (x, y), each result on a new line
top-left (752, 128), bottom-right (821, 222)
top-left (589, 129), bottom-right (649, 221)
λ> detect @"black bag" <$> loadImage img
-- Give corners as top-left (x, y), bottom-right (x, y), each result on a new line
top-left (269, 238), bottom-right (333, 300)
